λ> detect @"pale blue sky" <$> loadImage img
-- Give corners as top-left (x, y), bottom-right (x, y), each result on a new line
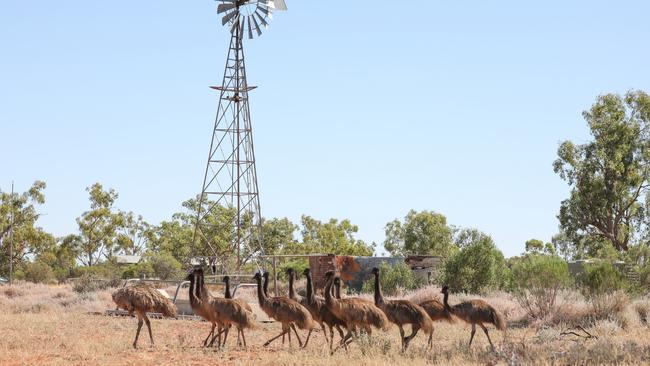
top-left (2, 1), bottom-right (649, 257)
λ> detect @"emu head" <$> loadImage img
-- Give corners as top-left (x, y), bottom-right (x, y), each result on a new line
top-left (441, 285), bottom-right (449, 294)
top-left (371, 267), bottom-right (379, 275)
top-left (302, 268), bottom-right (310, 276)
top-left (252, 271), bottom-right (262, 281)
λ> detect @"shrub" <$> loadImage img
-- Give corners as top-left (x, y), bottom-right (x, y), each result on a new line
top-left (23, 261), bottom-right (56, 284)
top-left (440, 234), bottom-right (509, 293)
top-left (121, 262), bottom-right (154, 279)
top-left (361, 262), bottom-right (424, 296)
top-left (511, 254), bottom-right (572, 318)
top-left (579, 261), bottom-right (627, 297)
top-left (591, 290), bottom-right (629, 320)
top-left (278, 259), bottom-right (309, 281)
top-left (148, 252), bottom-right (183, 280)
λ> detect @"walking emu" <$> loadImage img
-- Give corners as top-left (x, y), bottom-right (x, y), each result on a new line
top-left (185, 270), bottom-right (219, 347)
top-left (253, 271), bottom-right (315, 348)
top-left (222, 275), bottom-right (255, 347)
top-left (323, 271), bottom-right (389, 354)
top-left (418, 296), bottom-right (454, 348)
top-left (112, 283), bottom-right (177, 348)
top-left (371, 267), bottom-right (433, 350)
top-left (441, 285), bottom-right (506, 350)
top-left (300, 268), bottom-right (346, 350)
top-left (193, 268), bottom-right (256, 348)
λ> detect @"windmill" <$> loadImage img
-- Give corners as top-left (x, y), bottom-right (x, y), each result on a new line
top-left (192, 0), bottom-right (287, 272)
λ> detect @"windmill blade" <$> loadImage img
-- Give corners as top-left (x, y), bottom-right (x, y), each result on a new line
top-left (251, 15), bottom-right (262, 36)
top-left (271, 0), bottom-right (287, 11)
top-left (217, 3), bottom-right (236, 14)
top-left (254, 10), bottom-right (268, 28)
top-left (248, 18), bottom-right (254, 39)
top-left (240, 16), bottom-right (246, 36)
top-left (256, 4), bottom-right (270, 15)
top-left (221, 9), bottom-right (239, 26)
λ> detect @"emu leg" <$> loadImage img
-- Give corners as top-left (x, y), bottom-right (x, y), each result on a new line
top-left (331, 329), bottom-right (354, 354)
top-left (290, 324), bottom-right (303, 347)
top-left (133, 315), bottom-right (144, 349)
top-left (144, 315), bottom-right (154, 346)
top-left (203, 323), bottom-right (216, 347)
top-left (404, 324), bottom-right (420, 350)
top-left (222, 326), bottom-right (230, 348)
top-left (479, 323), bottom-right (495, 350)
top-left (335, 325), bottom-right (347, 351)
top-left (302, 330), bottom-right (313, 349)
top-left (320, 322), bottom-right (329, 345)
top-left (468, 323), bottom-right (476, 347)
top-left (240, 328), bottom-right (247, 348)
top-left (398, 325), bottom-right (405, 351)
top-left (263, 328), bottom-right (290, 347)
top-left (287, 325), bottom-right (292, 346)
top-left (428, 327), bottom-right (435, 349)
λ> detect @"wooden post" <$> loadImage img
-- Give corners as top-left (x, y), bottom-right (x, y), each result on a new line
top-left (272, 256), bottom-right (278, 296)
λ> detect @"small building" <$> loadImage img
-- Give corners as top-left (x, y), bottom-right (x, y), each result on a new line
top-left (405, 255), bottom-right (442, 284)
top-left (115, 255), bottom-right (142, 265)
top-left (308, 254), bottom-right (443, 291)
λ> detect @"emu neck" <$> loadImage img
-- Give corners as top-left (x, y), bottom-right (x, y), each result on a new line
top-left (288, 272), bottom-right (296, 300)
top-left (334, 280), bottom-right (341, 299)
top-left (324, 276), bottom-right (336, 307)
top-left (188, 274), bottom-right (198, 307)
top-left (306, 272), bottom-right (315, 304)
top-left (197, 274), bottom-right (207, 300)
top-left (263, 274), bottom-right (270, 297)
top-left (224, 278), bottom-right (232, 299)
top-left (373, 272), bottom-right (384, 305)
top-left (442, 291), bottom-right (452, 312)
top-left (255, 276), bottom-right (267, 307)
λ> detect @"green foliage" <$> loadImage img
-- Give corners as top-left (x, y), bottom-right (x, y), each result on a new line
top-left (278, 259), bottom-right (309, 281)
top-left (262, 217), bottom-right (298, 255)
top-left (147, 252), bottom-right (182, 280)
top-left (511, 254), bottom-right (572, 317)
top-left (22, 261), bottom-right (56, 284)
top-left (73, 261), bottom-right (121, 282)
top-left (284, 216), bottom-right (375, 256)
top-left (361, 262), bottom-right (424, 296)
top-left (66, 183), bottom-right (124, 266)
top-left (121, 262), bottom-right (154, 279)
top-left (441, 231), bottom-right (509, 293)
top-left (0, 181), bottom-right (56, 276)
top-left (384, 210), bottom-right (454, 257)
top-left (72, 272), bottom-right (117, 293)
top-left (115, 213), bottom-right (154, 256)
top-left (554, 90), bottom-right (650, 254)
top-left (578, 261), bottom-right (628, 296)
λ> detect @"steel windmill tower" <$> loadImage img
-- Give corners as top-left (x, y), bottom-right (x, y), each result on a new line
top-left (193, 0), bottom-right (287, 271)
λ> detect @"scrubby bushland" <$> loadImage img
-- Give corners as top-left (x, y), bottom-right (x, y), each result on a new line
top-left (21, 261), bottom-right (56, 284)
top-left (440, 232), bottom-right (509, 293)
top-left (578, 261), bottom-right (628, 296)
top-left (361, 262), bottom-right (424, 296)
top-left (147, 252), bottom-right (183, 280)
top-left (511, 254), bottom-right (572, 318)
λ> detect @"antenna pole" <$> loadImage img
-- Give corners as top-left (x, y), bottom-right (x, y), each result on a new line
top-left (9, 181), bottom-right (14, 286)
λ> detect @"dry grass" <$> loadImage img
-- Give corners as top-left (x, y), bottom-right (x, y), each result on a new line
top-left (1, 282), bottom-right (650, 365)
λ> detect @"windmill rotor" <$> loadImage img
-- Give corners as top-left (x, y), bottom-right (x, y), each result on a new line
top-left (217, 0), bottom-right (287, 39)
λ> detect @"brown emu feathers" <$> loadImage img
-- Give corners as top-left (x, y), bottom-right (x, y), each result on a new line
top-left (112, 283), bottom-right (176, 348)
